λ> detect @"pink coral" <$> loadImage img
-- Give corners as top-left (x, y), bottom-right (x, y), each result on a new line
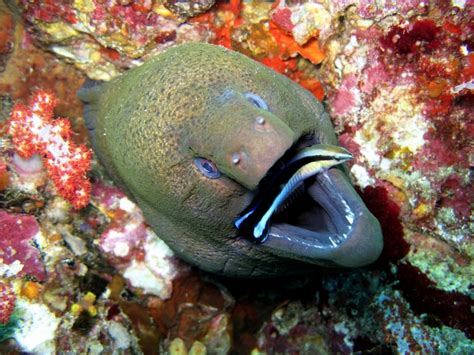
top-left (8, 90), bottom-right (92, 209)
top-left (21, 0), bottom-right (77, 24)
top-left (271, 7), bottom-right (294, 33)
top-left (92, 182), bottom-right (181, 299)
top-left (332, 75), bottom-right (360, 116)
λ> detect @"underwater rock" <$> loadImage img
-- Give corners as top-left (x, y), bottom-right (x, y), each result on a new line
top-left (17, 0), bottom-right (213, 80)
top-left (164, 0), bottom-right (216, 19)
top-left (309, 1), bottom-right (473, 346)
top-left (270, 0), bottom-right (429, 46)
top-left (0, 5), bottom-right (14, 73)
top-left (12, 299), bottom-right (60, 353)
top-left (322, 1), bottom-right (473, 299)
top-left (0, 8), bottom-right (84, 119)
top-left (149, 271), bottom-right (234, 353)
top-left (253, 269), bottom-right (474, 354)
top-left (257, 300), bottom-right (353, 354)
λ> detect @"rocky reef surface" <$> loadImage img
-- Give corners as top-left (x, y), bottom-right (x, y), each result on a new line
top-left (0, 0), bottom-right (472, 353)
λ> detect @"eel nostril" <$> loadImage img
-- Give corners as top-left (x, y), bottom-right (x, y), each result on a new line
top-left (231, 152), bottom-right (241, 165)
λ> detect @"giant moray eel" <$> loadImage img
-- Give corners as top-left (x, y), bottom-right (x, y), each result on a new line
top-left (79, 43), bottom-right (383, 277)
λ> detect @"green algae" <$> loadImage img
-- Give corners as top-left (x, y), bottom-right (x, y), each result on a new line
top-left (0, 310), bottom-right (19, 343)
top-left (407, 247), bottom-right (473, 296)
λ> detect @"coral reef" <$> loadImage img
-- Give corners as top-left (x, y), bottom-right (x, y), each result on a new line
top-left (164, 0), bottom-right (216, 19)
top-left (0, 0), bottom-right (472, 353)
top-left (320, 0), bottom-right (473, 311)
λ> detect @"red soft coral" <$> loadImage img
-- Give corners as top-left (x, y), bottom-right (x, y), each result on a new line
top-left (8, 90), bottom-right (92, 209)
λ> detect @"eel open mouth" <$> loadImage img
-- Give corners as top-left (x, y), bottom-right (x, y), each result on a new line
top-left (234, 141), bottom-right (383, 268)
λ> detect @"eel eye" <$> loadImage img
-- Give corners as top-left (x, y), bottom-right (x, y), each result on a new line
top-left (244, 92), bottom-right (269, 111)
top-left (194, 158), bottom-right (221, 179)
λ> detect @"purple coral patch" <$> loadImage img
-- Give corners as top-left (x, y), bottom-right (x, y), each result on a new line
top-left (0, 210), bottom-right (46, 281)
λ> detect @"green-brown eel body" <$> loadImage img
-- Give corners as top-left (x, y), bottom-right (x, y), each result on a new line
top-left (79, 43), bottom-right (383, 277)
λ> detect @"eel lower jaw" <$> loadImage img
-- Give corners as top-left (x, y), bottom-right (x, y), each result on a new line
top-left (260, 168), bottom-right (384, 268)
